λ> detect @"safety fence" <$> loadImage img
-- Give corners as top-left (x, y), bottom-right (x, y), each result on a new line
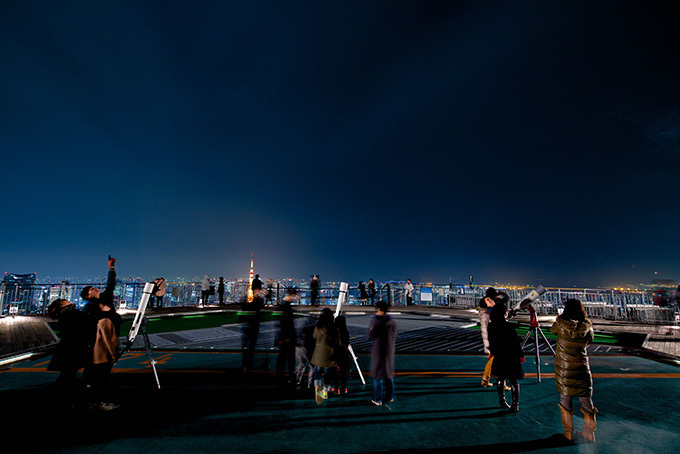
top-left (1, 279), bottom-right (677, 324)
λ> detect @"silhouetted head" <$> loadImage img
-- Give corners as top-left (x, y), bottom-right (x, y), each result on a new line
top-left (48, 298), bottom-right (70, 319)
top-left (490, 302), bottom-right (508, 324)
top-left (560, 299), bottom-right (586, 322)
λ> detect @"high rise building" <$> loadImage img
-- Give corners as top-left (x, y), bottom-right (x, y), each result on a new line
top-left (1, 272), bottom-right (37, 315)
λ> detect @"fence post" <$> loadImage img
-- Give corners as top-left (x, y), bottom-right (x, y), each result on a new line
top-left (0, 281), bottom-right (5, 316)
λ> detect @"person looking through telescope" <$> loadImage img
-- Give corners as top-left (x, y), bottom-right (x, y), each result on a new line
top-left (488, 293), bottom-right (524, 413)
top-left (479, 287), bottom-right (500, 388)
top-left (551, 299), bottom-right (597, 442)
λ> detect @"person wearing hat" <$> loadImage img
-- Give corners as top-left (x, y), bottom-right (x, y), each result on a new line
top-left (489, 294), bottom-right (525, 413)
top-left (479, 287), bottom-right (497, 387)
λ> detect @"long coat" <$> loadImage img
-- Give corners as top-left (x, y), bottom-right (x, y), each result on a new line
top-left (311, 326), bottom-right (336, 368)
top-left (47, 305), bottom-right (89, 371)
top-left (489, 319), bottom-right (524, 379)
top-left (550, 317), bottom-right (594, 397)
top-left (369, 315), bottom-right (397, 379)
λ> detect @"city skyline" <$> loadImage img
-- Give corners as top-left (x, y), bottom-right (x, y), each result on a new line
top-left (2, 2), bottom-right (679, 289)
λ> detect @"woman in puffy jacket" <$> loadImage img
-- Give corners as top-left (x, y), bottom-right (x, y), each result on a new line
top-left (550, 299), bottom-right (597, 442)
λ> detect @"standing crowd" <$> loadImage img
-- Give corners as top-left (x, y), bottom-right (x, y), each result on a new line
top-left (47, 261), bottom-right (596, 443)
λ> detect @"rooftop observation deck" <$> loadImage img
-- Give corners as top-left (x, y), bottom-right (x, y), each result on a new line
top-left (1, 303), bottom-right (679, 453)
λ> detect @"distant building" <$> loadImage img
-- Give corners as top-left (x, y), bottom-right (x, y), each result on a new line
top-left (1, 272), bottom-right (37, 315)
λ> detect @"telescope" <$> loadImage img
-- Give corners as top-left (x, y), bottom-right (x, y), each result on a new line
top-left (509, 284), bottom-right (546, 318)
top-left (117, 281), bottom-right (161, 389)
top-left (512, 285), bottom-right (555, 383)
top-left (334, 282), bottom-right (348, 319)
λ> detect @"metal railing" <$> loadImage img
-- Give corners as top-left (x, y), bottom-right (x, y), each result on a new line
top-left (1, 279), bottom-right (678, 324)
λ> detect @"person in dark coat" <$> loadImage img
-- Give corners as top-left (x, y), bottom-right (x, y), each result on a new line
top-left (80, 256), bottom-right (117, 315)
top-left (488, 294), bottom-right (524, 413)
top-left (368, 279), bottom-right (377, 305)
top-left (369, 300), bottom-right (397, 406)
top-left (252, 274), bottom-right (263, 296)
top-left (333, 315), bottom-right (351, 395)
top-left (358, 281), bottom-right (369, 306)
top-left (241, 291), bottom-right (264, 373)
top-left (310, 275), bottom-right (320, 306)
top-left (47, 298), bottom-right (90, 406)
top-left (551, 299), bottom-right (597, 442)
top-left (217, 277), bottom-right (225, 305)
top-left (276, 288), bottom-right (297, 387)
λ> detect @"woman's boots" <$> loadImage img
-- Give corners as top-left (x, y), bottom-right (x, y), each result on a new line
top-left (497, 380), bottom-right (510, 410)
top-left (559, 404), bottom-right (574, 441)
top-left (509, 381), bottom-right (520, 413)
top-left (578, 407), bottom-right (597, 442)
top-left (497, 380), bottom-right (520, 412)
top-left (560, 404), bottom-right (596, 443)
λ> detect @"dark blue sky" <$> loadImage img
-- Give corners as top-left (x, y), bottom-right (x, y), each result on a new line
top-left (2, 1), bottom-right (679, 287)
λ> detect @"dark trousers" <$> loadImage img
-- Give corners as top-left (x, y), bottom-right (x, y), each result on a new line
top-left (276, 341), bottom-right (296, 382)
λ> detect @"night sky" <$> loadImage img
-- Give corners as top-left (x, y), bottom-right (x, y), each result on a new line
top-left (2, 1), bottom-right (679, 287)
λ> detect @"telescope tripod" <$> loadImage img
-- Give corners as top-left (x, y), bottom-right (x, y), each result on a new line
top-left (117, 317), bottom-right (161, 389)
top-left (520, 306), bottom-right (555, 383)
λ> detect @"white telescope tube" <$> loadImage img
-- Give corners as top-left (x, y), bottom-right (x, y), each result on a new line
top-left (128, 281), bottom-right (155, 344)
top-left (334, 282), bottom-right (348, 318)
top-left (512, 284), bottom-right (546, 312)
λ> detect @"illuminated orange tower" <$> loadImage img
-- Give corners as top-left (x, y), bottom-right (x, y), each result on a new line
top-left (247, 254), bottom-right (254, 302)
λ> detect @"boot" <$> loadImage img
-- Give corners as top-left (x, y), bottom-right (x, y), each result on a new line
top-left (559, 403), bottom-right (574, 441)
top-left (497, 380), bottom-right (510, 409)
top-left (509, 382), bottom-right (520, 413)
top-left (578, 407), bottom-right (597, 442)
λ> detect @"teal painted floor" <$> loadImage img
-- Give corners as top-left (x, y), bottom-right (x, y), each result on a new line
top-left (2, 352), bottom-right (679, 453)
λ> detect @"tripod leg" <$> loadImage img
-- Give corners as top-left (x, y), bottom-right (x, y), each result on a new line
top-left (534, 329), bottom-right (542, 383)
top-left (142, 327), bottom-right (161, 390)
top-left (347, 344), bottom-right (365, 385)
top-left (538, 327), bottom-right (556, 355)
top-left (521, 329), bottom-right (532, 349)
